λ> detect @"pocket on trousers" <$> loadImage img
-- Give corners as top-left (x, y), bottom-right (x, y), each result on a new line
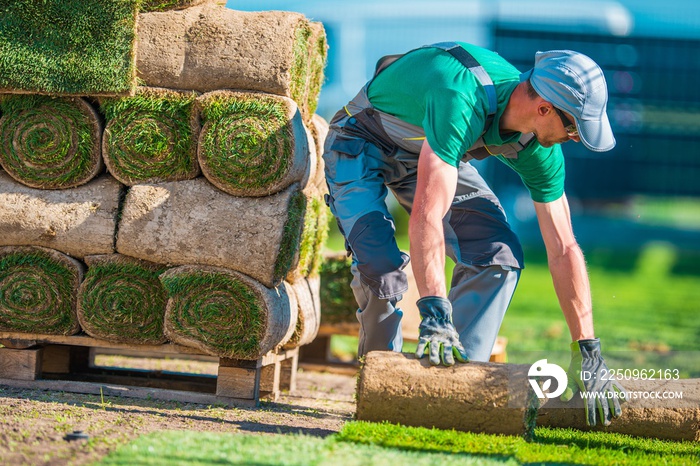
top-left (325, 134), bottom-right (367, 185)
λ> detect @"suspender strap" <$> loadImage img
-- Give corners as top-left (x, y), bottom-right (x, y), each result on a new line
top-left (425, 42), bottom-right (498, 118)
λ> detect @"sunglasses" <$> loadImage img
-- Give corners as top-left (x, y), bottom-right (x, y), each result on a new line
top-left (554, 107), bottom-right (579, 138)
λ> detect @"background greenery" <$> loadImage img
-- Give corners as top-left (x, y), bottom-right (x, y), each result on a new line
top-left (325, 195), bottom-right (700, 373)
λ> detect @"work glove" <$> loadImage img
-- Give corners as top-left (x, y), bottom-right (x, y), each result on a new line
top-left (561, 338), bottom-right (627, 426)
top-left (414, 296), bottom-right (468, 366)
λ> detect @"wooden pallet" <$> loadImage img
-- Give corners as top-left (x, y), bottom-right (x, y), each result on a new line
top-left (0, 332), bottom-right (298, 408)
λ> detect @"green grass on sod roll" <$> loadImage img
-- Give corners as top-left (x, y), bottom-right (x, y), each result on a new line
top-left (308, 199), bottom-right (331, 277)
top-left (139, 0), bottom-right (207, 12)
top-left (0, 95), bottom-right (100, 189)
top-left (160, 269), bottom-right (266, 359)
top-left (294, 197), bottom-right (320, 278)
top-left (306, 25), bottom-right (328, 116)
top-left (0, 0), bottom-right (138, 96)
top-left (0, 247), bottom-right (81, 335)
top-left (289, 23), bottom-right (312, 115)
top-left (275, 191), bottom-right (307, 283)
top-left (101, 88), bottom-right (199, 185)
top-left (78, 257), bottom-right (169, 345)
top-left (198, 92), bottom-right (296, 194)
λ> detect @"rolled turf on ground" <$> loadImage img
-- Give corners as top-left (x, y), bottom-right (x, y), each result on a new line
top-left (0, 95), bottom-right (104, 189)
top-left (0, 0), bottom-right (138, 96)
top-left (100, 87), bottom-right (200, 185)
top-left (0, 246), bottom-right (84, 335)
top-left (116, 179), bottom-right (308, 288)
top-left (0, 172), bottom-right (122, 258)
top-left (77, 254), bottom-right (169, 345)
top-left (197, 90), bottom-right (310, 197)
top-left (136, 5), bottom-right (323, 121)
top-left (160, 265), bottom-right (298, 359)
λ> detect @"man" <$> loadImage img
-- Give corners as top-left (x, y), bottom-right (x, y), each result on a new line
top-left (322, 42), bottom-right (625, 426)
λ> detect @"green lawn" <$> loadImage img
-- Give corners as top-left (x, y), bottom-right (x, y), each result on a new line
top-left (96, 422), bottom-right (700, 466)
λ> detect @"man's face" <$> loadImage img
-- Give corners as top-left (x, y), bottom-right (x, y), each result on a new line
top-left (535, 106), bottom-right (580, 148)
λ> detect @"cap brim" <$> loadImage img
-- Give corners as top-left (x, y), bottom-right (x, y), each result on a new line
top-left (577, 111), bottom-right (615, 152)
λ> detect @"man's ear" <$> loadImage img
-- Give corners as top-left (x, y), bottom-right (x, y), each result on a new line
top-left (537, 102), bottom-right (553, 117)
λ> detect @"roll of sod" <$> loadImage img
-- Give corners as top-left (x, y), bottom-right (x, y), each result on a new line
top-left (0, 172), bottom-right (122, 259)
top-left (77, 254), bottom-right (169, 345)
top-left (538, 378), bottom-right (700, 442)
top-left (101, 87), bottom-right (200, 186)
top-left (0, 246), bottom-right (84, 335)
top-left (357, 352), bottom-right (539, 438)
top-left (197, 90), bottom-right (310, 197)
top-left (160, 265), bottom-right (298, 359)
top-left (0, 0), bottom-right (138, 96)
top-left (310, 114), bottom-right (329, 192)
top-left (0, 95), bottom-right (104, 189)
top-left (116, 179), bottom-right (307, 288)
top-left (136, 5), bottom-right (323, 120)
top-left (140, 0), bottom-right (217, 12)
top-left (283, 277), bottom-right (321, 350)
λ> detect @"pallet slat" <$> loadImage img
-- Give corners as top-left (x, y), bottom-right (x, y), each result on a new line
top-left (0, 332), bottom-right (298, 406)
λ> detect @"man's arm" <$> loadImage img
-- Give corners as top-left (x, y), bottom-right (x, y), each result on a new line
top-left (533, 194), bottom-right (594, 340)
top-left (410, 140), bottom-right (467, 365)
top-left (409, 140), bottom-right (458, 298)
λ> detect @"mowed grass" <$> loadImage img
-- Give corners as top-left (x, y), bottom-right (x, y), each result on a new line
top-left (95, 422), bottom-right (700, 466)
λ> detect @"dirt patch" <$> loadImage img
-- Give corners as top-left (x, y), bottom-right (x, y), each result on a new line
top-left (0, 359), bottom-right (357, 466)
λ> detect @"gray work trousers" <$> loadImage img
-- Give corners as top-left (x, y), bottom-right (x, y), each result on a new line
top-left (323, 89), bottom-right (524, 362)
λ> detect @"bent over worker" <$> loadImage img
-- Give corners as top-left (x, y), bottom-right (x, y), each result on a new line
top-left (322, 42), bottom-right (625, 426)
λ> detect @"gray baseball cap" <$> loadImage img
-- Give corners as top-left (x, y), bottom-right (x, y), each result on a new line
top-left (520, 50), bottom-right (615, 152)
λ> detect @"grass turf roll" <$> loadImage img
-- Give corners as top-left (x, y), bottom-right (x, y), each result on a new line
top-left (101, 87), bottom-right (200, 185)
top-left (160, 265), bottom-right (297, 359)
top-left (136, 5), bottom-right (322, 121)
top-left (0, 0), bottom-right (138, 96)
top-left (0, 95), bottom-right (104, 189)
top-left (0, 246), bottom-right (84, 335)
top-left (77, 254), bottom-right (169, 345)
top-left (0, 172), bottom-right (122, 258)
top-left (116, 179), bottom-right (307, 288)
top-left (197, 90), bottom-right (310, 197)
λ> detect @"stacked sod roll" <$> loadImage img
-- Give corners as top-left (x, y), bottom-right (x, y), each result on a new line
top-left (0, 0), bottom-right (329, 359)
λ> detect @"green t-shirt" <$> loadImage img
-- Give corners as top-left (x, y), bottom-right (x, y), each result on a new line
top-left (367, 42), bottom-right (565, 203)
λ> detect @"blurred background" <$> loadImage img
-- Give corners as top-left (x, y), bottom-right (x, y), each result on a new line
top-left (229, 1), bottom-right (699, 368)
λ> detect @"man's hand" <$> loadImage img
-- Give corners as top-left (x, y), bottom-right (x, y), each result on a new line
top-left (561, 338), bottom-right (626, 426)
top-left (414, 296), bottom-right (468, 366)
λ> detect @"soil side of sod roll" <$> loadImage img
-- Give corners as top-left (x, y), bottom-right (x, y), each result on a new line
top-left (0, 172), bottom-right (122, 259)
top-left (116, 179), bottom-right (307, 288)
top-left (136, 5), bottom-right (323, 121)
